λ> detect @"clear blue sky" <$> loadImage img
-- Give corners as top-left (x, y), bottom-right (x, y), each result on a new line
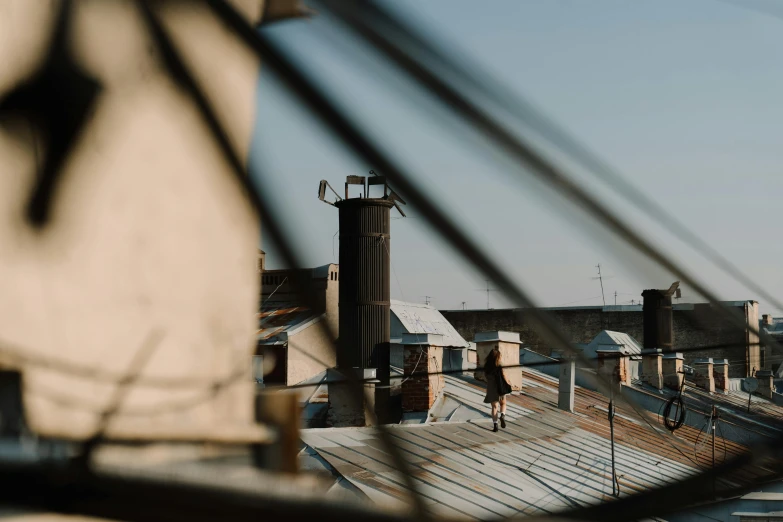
top-left (250, 0), bottom-right (783, 313)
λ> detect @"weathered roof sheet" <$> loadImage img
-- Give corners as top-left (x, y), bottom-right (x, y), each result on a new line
top-left (302, 369), bottom-right (763, 520)
top-left (585, 330), bottom-right (643, 357)
top-left (631, 377), bottom-right (783, 440)
top-left (391, 300), bottom-right (469, 348)
top-left (257, 301), bottom-right (320, 343)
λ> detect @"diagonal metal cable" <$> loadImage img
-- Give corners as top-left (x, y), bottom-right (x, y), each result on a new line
top-left (203, 0), bottom-right (773, 442)
top-left (318, 0), bottom-right (783, 315)
top-left (304, 0), bottom-right (783, 381)
top-left (135, 3), bottom-right (431, 520)
top-left (0, 458), bottom-right (414, 522)
top-left (206, 0), bottom-right (616, 395)
top-left (205, 9), bottom-right (716, 488)
top-left (0, 0), bottom-right (101, 228)
top-left (75, 328), bottom-right (164, 468)
top-left (201, 2), bottom-right (769, 509)
top-left (203, 1), bottom-right (783, 518)
top-left (204, 0), bottom-right (736, 514)
top-left (0, 3), bottom-right (771, 521)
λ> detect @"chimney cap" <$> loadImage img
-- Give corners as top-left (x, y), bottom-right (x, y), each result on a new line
top-left (474, 331), bottom-right (522, 344)
top-left (693, 358), bottom-right (714, 365)
top-left (662, 352), bottom-right (684, 360)
top-left (756, 370), bottom-right (774, 378)
top-left (641, 348), bottom-right (663, 356)
top-left (402, 333), bottom-right (445, 346)
top-left (641, 282), bottom-right (680, 297)
top-left (596, 348), bottom-right (625, 354)
top-left (714, 359), bottom-right (729, 365)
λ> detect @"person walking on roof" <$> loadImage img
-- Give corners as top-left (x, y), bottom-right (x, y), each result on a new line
top-left (483, 347), bottom-right (512, 432)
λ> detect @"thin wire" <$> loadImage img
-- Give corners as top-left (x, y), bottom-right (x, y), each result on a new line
top-left (553, 296), bottom-right (605, 307)
top-left (76, 328), bottom-right (164, 465)
top-left (0, 334), bottom-right (760, 396)
top-left (223, 9), bottom-right (783, 501)
top-left (1, 2), bottom-right (776, 516)
top-left (379, 235), bottom-right (431, 387)
top-left (694, 418), bottom-right (713, 457)
top-left (279, 342), bottom-right (770, 389)
top-left (130, 3), bottom-right (783, 516)
top-left (311, 0), bottom-right (783, 386)
top-left (326, 0), bottom-right (783, 317)
top-left (135, 8), bottom-right (430, 520)
top-left (716, 422), bottom-right (728, 465)
top-left (255, 16), bottom-right (783, 503)
top-left (206, 0), bottom-right (707, 464)
top-left (262, 276), bottom-right (289, 302)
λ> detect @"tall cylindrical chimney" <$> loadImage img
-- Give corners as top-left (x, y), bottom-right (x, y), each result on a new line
top-left (642, 282), bottom-right (679, 352)
top-left (335, 198), bottom-right (393, 381)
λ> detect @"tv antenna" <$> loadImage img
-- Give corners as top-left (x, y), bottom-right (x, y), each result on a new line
top-left (461, 301), bottom-right (467, 310)
top-left (420, 295), bottom-right (433, 306)
top-left (475, 279), bottom-right (499, 310)
top-left (591, 264), bottom-right (613, 307)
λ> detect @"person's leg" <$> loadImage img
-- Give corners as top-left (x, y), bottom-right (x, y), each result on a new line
top-left (499, 396), bottom-right (507, 428)
top-left (491, 402), bottom-right (499, 431)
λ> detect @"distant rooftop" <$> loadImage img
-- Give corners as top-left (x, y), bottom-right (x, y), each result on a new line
top-left (441, 301), bottom-right (757, 313)
top-left (391, 300), bottom-right (469, 348)
top-left (584, 330), bottom-right (643, 357)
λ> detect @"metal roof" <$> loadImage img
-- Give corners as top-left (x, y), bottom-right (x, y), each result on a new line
top-left (257, 301), bottom-right (321, 343)
top-left (302, 369), bottom-right (761, 519)
top-left (584, 330), bottom-right (643, 357)
top-left (391, 300), bottom-right (469, 348)
top-left (634, 377), bottom-right (783, 440)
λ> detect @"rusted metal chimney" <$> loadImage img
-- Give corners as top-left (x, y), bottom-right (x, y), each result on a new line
top-left (642, 282), bottom-right (679, 352)
top-left (319, 174), bottom-right (405, 426)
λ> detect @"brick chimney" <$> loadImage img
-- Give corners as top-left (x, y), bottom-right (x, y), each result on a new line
top-left (641, 348), bottom-right (663, 390)
top-left (713, 359), bottom-right (729, 394)
top-left (763, 314), bottom-right (773, 326)
top-left (474, 331), bottom-right (523, 391)
top-left (693, 358), bottom-right (715, 393)
top-left (756, 370), bottom-right (775, 399)
top-left (662, 352), bottom-right (684, 391)
top-left (596, 349), bottom-right (631, 387)
top-left (558, 355), bottom-right (576, 413)
top-left (402, 333), bottom-right (445, 412)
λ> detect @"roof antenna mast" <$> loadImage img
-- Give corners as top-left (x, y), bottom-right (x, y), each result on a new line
top-left (594, 264), bottom-right (606, 307)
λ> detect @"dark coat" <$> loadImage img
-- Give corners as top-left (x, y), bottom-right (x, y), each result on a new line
top-left (483, 364), bottom-right (512, 403)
